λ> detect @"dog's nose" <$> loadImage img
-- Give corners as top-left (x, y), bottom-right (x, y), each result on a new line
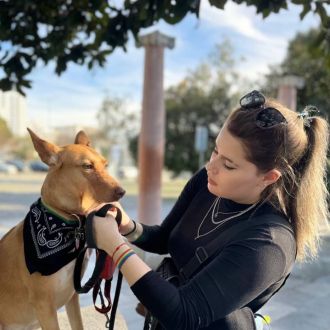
top-left (115, 187), bottom-right (126, 199)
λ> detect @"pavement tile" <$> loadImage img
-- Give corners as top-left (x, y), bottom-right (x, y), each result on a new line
top-left (273, 311), bottom-right (329, 330)
top-left (294, 279), bottom-right (330, 298)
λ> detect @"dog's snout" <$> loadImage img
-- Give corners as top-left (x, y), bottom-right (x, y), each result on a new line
top-left (115, 187), bottom-right (126, 199)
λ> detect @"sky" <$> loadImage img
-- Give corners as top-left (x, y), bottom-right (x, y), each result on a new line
top-left (24, 0), bottom-right (320, 130)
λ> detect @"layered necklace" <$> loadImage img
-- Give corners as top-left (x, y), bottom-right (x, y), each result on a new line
top-left (195, 196), bottom-right (259, 240)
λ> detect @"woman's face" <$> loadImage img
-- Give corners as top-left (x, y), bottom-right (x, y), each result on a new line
top-left (206, 125), bottom-right (267, 204)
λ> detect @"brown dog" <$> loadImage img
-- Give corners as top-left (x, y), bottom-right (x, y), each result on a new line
top-left (0, 129), bottom-right (125, 329)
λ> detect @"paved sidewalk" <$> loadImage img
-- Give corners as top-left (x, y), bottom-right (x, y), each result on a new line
top-left (1, 188), bottom-right (330, 329)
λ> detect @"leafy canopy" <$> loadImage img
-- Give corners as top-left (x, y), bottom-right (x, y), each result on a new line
top-left (263, 26), bottom-right (330, 119)
top-left (0, 0), bottom-right (329, 94)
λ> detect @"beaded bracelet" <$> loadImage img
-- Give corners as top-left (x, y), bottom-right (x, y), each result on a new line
top-left (122, 219), bottom-right (137, 237)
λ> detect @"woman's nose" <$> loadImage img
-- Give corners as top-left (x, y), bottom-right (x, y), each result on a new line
top-left (206, 159), bottom-right (219, 174)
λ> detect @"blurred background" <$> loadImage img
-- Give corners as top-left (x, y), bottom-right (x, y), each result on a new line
top-left (0, 1), bottom-right (329, 182)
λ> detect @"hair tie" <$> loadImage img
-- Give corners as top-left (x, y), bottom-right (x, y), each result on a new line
top-left (297, 105), bottom-right (320, 127)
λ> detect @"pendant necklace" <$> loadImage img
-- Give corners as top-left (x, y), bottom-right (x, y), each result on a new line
top-left (195, 197), bottom-right (259, 240)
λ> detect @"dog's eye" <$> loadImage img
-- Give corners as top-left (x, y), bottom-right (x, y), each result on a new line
top-left (82, 163), bottom-right (93, 170)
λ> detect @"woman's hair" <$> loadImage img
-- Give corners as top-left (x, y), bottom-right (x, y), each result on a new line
top-left (226, 98), bottom-right (329, 262)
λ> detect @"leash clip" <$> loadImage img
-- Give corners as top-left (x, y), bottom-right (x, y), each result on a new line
top-left (75, 227), bottom-right (85, 241)
top-left (75, 227), bottom-right (85, 250)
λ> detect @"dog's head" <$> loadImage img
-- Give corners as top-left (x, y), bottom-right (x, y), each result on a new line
top-left (27, 128), bottom-right (125, 216)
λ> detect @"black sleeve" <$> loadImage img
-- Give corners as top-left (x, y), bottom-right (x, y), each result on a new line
top-left (131, 226), bottom-right (295, 329)
top-left (133, 168), bottom-right (207, 254)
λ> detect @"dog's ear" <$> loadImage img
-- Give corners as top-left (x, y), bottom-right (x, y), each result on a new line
top-left (27, 128), bottom-right (60, 166)
top-left (74, 130), bottom-right (91, 146)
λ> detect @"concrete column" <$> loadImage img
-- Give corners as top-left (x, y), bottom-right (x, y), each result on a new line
top-left (136, 31), bottom-right (175, 225)
top-left (277, 75), bottom-right (304, 111)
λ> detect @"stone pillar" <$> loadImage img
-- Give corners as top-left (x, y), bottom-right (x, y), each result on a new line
top-left (277, 75), bottom-right (304, 111)
top-left (136, 31), bottom-right (175, 225)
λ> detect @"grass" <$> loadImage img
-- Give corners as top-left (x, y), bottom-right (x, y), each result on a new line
top-left (0, 173), bottom-right (187, 199)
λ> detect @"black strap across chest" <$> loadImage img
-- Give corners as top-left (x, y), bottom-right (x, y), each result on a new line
top-left (179, 213), bottom-right (294, 280)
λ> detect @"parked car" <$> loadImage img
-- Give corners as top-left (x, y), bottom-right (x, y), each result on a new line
top-left (6, 159), bottom-right (28, 172)
top-left (0, 161), bottom-right (18, 174)
top-left (29, 160), bottom-right (48, 172)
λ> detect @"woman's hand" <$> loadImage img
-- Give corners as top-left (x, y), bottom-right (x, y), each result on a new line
top-left (92, 213), bottom-right (125, 254)
top-left (89, 201), bottom-right (136, 246)
top-left (107, 201), bottom-right (136, 235)
top-left (107, 201), bottom-right (131, 226)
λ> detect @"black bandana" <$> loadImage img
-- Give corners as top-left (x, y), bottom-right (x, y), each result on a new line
top-left (23, 199), bottom-right (85, 276)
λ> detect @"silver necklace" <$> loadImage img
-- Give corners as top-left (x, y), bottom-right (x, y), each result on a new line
top-left (212, 197), bottom-right (242, 217)
top-left (195, 197), bottom-right (259, 240)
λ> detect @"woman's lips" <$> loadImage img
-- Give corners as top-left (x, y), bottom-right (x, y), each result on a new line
top-left (208, 177), bottom-right (217, 186)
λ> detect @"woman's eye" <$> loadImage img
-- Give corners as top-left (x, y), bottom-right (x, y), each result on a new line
top-left (82, 164), bottom-right (93, 170)
top-left (224, 164), bottom-right (235, 170)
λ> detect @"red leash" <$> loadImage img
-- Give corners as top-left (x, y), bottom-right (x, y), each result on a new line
top-left (74, 204), bottom-right (123, 329)
top-left (92, 254), bottom-right (116, 313)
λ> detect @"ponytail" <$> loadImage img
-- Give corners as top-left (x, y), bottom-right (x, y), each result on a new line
top-left (283, 117), bottom-right (329, 261)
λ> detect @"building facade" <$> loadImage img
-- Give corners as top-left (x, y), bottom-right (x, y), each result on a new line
top-left (0, 90), bottom-right (27, 137)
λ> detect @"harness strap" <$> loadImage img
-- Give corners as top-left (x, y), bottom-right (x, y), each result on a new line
top-left (108, 271), bottom-right (123, 329)
top-left (93, 278), bottom-right (112, 313)
top-left (74, 248), bottom-right (108, 294)
top-left (73, 203), bottom-right (124, 329)
top-left (180, 213), bottom-right (294, 280)
top-left (74, 204), bottom-right (122, 293)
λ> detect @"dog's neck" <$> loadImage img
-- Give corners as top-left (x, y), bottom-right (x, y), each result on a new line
top-left (40, 197), bottom-right (83, 222)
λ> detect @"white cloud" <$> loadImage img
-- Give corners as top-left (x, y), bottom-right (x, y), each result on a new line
top-left (198, 0), bottom-right (319, 82)
top-left (200, 1), bottom-right (268, 42)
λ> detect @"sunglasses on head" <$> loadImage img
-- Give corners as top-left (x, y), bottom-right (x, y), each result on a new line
top-left (239, 90), bottom-right (287, 129)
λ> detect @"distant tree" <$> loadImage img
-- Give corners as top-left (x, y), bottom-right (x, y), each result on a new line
top-left (130, 41), bottom-right (240, 175)
top-left (263, 27), bottom-right (330, 119)
top-left (10, 136), bottom-right (35, 160)
top-left (0, 117), bottom-right (12, 147)
top-left (96, 93), bottom-right (139, 156)
top-left (1, 0), bottom-right (329, 94)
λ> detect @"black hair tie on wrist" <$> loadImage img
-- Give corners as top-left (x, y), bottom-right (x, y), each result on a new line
top-left (123, 220), bottom-right (137, 237)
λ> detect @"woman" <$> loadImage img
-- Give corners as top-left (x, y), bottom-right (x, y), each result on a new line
top-left (91, 90), bottom-right (329, 329)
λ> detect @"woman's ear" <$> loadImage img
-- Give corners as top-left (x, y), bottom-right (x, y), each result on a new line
top-left (263, 169), bottom-right (282, 186)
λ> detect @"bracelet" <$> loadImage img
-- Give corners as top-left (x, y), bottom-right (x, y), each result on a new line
top-left (111, 242), bottom-right (127, 259)
top-left (115, 248), bottom-right (133, 267)
top-left (122, 219), bottom-right (137, 237)
top-left (117, 251), bottom-right (136, 270)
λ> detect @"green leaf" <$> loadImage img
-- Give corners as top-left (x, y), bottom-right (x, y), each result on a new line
top-left (315, 2), bottom-right (329, 26)
top-left (209, 0), bottom-right (227, 10)
top-left (300, 2), bottom-right (311, 20)
top-left (0, 78), bottom-right (13, 92)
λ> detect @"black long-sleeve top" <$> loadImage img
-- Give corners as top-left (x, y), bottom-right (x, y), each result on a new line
top-left (131, 168), bottom-right (296, 329)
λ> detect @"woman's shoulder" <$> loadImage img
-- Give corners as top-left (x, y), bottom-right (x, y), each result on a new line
top-left (190, 167), bottom-right (208, 184)
top-left (183, 167), bottom-right (208, 193)
top-left (252, 201), bottom-right (293, 233)
top-left (245, 203), bottom-right (296, 254)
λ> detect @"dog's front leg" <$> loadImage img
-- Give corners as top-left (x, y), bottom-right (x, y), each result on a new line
top-left (65, 293), bottom-right (83, 330)
top-left (33, 301), bottom-right (60, 330)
